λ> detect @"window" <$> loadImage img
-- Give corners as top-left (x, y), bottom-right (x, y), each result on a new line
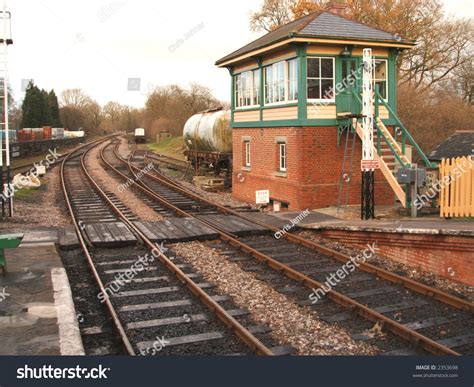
top-left (288, 59), bottom-right (298, 101)
top-left (252, 69), bottom-right (260, 106)
top-left (244, 141), bottom-right (251, 167)
top-left (278, 142), bottom-right (287, 172)
top-left (235, 70), bottom-right (260, 108)
top-left (264, 59), bottom-right (298, 105)
top-left (307, 57), bottom-right (335, 100)
top-left (264, 65), bottom-right (273, 104)
top-left (374, 59), bottom-right (388, 100)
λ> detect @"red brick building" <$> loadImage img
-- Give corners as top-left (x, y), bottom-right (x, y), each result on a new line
top-left (215, 5), bottom-right (431, 211)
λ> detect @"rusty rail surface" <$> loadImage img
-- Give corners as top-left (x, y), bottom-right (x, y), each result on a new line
top-left (142, 151), bottom-right (474, 313)
top-left (97, 140), bottom-right (274, 356)
top-left (112, 144), bottom-right (474, 356)
top-left (60, 136), bottom-right (136, 355)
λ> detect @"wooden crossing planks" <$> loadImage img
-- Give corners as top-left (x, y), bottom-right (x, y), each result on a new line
top-left (83, 214), bottom-right (271, 247)
top-left (133, 218), bottom-right (220, 243)
top-left (84, 222), bottom-right (137, 247)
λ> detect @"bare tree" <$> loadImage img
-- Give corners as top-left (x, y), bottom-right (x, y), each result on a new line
top-left (142, 83), bottom-right (221, 138)
top-left (250, 0), bottom-right (295, 32)
top-left (85, 101), bottom-right (103, 133)
top-left (60, 88), bottom-right (90, 109)
top-left (250, 0), bottom-right (474, 92)
top-left (103, 101), bottom-right (124, 131)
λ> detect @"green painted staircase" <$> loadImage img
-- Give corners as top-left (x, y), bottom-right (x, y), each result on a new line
top-left (349, 87), bottom-right (436, 208)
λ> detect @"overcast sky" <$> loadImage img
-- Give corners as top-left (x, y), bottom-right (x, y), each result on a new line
top-left (7, 0), bottom-right (473, 108)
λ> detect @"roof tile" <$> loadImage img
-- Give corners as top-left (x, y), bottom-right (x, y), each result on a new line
top-left (216, 11), bottom-right (413, 65)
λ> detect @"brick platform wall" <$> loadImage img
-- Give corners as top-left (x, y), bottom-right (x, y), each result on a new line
top-left (232, 126), bottom-right (394, 210)
top-left (318, 229), bottom-right (474, 286)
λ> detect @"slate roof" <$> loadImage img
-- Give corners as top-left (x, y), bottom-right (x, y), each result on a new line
top-left (429, 131), bottom-right (474, 162)
top-left (216, 10), bottom-right (414, 65)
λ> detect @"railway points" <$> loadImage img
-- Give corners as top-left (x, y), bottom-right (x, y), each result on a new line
top-left (0, 3), bottom-right (473, 386)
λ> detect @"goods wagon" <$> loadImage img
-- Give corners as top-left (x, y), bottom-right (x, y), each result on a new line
top-left (183, 108), bottom-right (232, 176)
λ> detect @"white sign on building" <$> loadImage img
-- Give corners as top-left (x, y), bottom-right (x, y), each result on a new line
top-left (255, 190), bottom-right (270, 204)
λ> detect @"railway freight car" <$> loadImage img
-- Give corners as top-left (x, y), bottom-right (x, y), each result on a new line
top-left (183, 108), bottom-right (232, 184)
top-left (134, 128), bottom-right (146, 144)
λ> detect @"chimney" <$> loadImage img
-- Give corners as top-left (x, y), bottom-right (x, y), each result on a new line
top-left (325, 1), bottom-right (349, 16)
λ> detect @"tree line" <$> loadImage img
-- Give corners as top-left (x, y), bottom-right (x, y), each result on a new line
top-left (21, 82), bottom-right (61, 128)
top-left (11, 82), bottom-right (222, 140)
top-left (250, 0), bottom-right (473, 153)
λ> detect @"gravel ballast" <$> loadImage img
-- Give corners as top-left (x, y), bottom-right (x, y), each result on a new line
top-left (172, 241), bottom-right (380, 355)
top-left (87, 142), bottom-right (163, 222)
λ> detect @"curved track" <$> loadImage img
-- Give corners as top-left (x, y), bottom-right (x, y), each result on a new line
top-left (61, 138), bottom-right (282, 356)
top-left (105, 139), bottom-right (474, 356)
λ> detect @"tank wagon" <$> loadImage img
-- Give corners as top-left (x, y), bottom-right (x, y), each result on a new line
top-left (134, 128), bottom-right (146, 144)
top-left (183, 108), bottom-right (232, 182)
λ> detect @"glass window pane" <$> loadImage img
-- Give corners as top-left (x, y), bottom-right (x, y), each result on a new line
top-left (307, 79), bottom-right (320, 99)
top-left (288, 59), bottom-right (298, 101)
top-left (321, 79), bottom-right (334, 99)
top-left (375, 80), bottom-right (387, 99)
top-left (265, 66), bottom-right (272, 103)
top-left (253, 69), bottom-right (260, 105)
top-left (320, 58), bottom-right (333, 78)
top-left (374, 60), bottom-right (387, 80)
top-left (307, 58), bottom-right (320, 78)
top-left (235, 75), bottom-right (241, 107)
top-left (272, 62), bottom-right (285, 103)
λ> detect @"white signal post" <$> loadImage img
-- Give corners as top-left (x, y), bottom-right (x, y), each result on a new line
top-left (361, 48), bottom-right (375, 171)
top-left (360, 48), bottom-right (377, 219)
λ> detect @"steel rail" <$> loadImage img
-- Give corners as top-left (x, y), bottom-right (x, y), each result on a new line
top-left (146, 151), bottom-right (190, 171)
top-left (97, 140), bottom-right (274, 356)
top-left (114, 148), bottom-right (472, 355)
top-left (60, 137), bottom-right (136, 356)
top-left (142, 152), bottom-right (474, 313)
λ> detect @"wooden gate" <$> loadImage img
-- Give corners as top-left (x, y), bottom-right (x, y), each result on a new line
top-left (439, 156), bottom-right (474, 217)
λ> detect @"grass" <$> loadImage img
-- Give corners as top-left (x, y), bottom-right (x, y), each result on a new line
top-left (14, 186), bottom-right (42, 203)
top-left (147, 136), bottom-right (186, 161)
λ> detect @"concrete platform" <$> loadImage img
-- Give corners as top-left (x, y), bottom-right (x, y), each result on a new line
top-left (0, 235), bottom-right (84, 355)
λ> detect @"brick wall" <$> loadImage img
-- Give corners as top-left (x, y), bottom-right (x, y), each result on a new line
top-left (232, 126), bottom-right (394, 210)
top-left (318, 229), bottom-right (474, 286)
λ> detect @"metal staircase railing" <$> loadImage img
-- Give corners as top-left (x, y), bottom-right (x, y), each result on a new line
top-left (352, 119), bottom-right (407, 207)
top-left (374, 87), bottom-right (437, 169)
top-left (350, 88), bottom-right (408, 207)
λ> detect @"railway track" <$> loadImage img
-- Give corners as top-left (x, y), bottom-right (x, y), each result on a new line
top-left (61, 138), bottom-right (287, 356)
top-left (146, 151), bottom-right (190, 173)
top-left (104, 139), bottom-right (474, 356)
